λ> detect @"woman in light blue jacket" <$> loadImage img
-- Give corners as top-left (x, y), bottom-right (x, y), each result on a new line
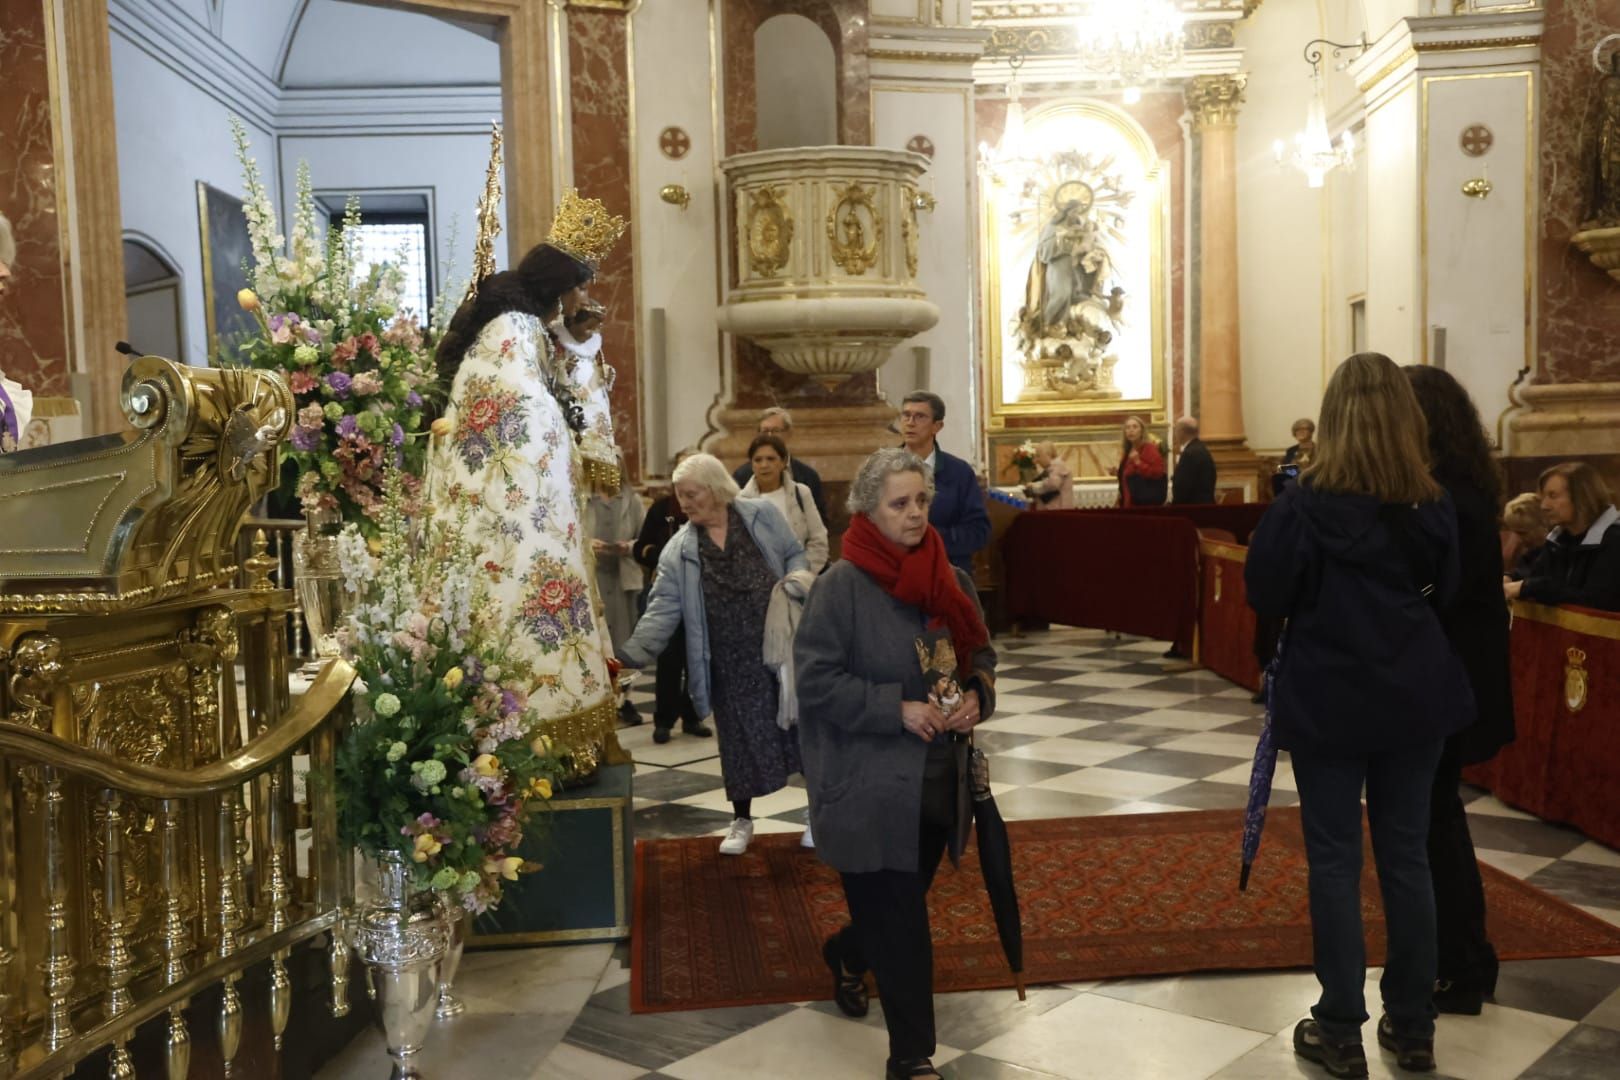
top-left (618, 453), bottom-right (809, 855)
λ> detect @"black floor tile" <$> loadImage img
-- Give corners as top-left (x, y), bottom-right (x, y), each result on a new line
top-left (971, 730), bottom-right (1046, 754)
top-left (1463, 814), bottom-right (1589, 859)
top-left (1523, 858), bottom-right (1620, 911)
top-left (1153, 780), bottom-right (1277, 811)
top-left (632, 767), bottom-right (727, 803)
top-left (991, 786), bottom-right (1124, 821)
top-left (562, 983), bottom-right (796, 1070)
top-left (1033, 701), bottom-right (1155, 723)
top-left (999, 665), bottom-right (1094, 682)
top-left (1183, 695), bottom-right (1267, 717)
top-left (1104, 747), bottom-right (1242, 780)
top-left (1013, 682), bottom-right (1114, 702)
top-left (1493, 958), bottom-right (1620, 1022)
top-left (632, 802), bottom-right (736, 840)
top-left (1066, 721), bottom-right (1192, 748)
top-left (1520, 1023), bottom-right (1620, 1078)
top-left (980, 757), bottom-right (1089, 785)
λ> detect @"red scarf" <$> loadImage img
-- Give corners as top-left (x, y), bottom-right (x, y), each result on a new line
top-left (841, 514), bottom-right (990, 678)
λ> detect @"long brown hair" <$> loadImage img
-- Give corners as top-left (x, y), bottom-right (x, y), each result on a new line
top-left (1538, 461), bottom-right (1614, 533)
top-left (1120, 414), bottom-right (1157, 456)
top-left (1305, 352), bottom-right (1442, 504)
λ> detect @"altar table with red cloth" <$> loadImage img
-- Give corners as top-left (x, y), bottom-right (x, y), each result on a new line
top-left (1070, 503), bottom-right (1271, 545)
top-left (1002, 512), bottom-right (1199, 654)
top-left (1464, 602), bottom-right (1620, 850)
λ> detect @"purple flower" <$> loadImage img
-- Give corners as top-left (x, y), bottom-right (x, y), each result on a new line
top-left (406, 391), bottom-right (423, 408)
top-left (459, 432), bottom-right (489, 471)
top-left (391, 422), bottom-right (405, 446)
top-left (569, 594), bottom-right (594, 632)
top-left (326, 371), bottom-right (352, 399)
top-left (461, 655), bottom-right (484, 685)
top-left (500, 689), bottom-right (520, 716)
top-left (527, 612), bottom-right (564, 646)
top-left (289, 426), bottom-right (320, 452)
top-left (497, 409), bottom-right (525, 445)
top-left (336, 414), bottom-right (359, 438)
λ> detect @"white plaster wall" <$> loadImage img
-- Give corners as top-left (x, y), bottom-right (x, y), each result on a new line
top-left (872, 82), bottom-right (979, 465)
top-left (1421, 70), bottom-right (1534, 431)
top-left (631, 0), bottom-right (724, 472)
top-left (1234, 0), bottom-right (1332, 453)
top-left (219, 0), bottom-right (302, 79)
top-left (1364, 84), bottom-right (1423, 366)
top-left (110, 33), bottom-right (278, 366)
top-left (276, 133), bottom-right (504, 301)
top-left (280, 0), bottom-right (498, 89)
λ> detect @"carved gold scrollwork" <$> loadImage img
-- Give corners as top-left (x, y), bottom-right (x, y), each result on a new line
top-left (8, 633), bottom-right (65, 730)
top-left (746, 186), bottom-right (794, 278)
top-left (901, 186), bottom-right (920, 279)
top-left (1565, 647), bottom-right (1589, 714)
top-left (83, 666), bottom-right (189, 766)
top-left (826, 182), bottom-right (883, 276)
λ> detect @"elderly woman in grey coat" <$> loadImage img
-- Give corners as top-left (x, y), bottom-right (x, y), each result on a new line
top-left (618, 452), bottom-right (811, 855)
top-left (795, 447), bottom-right (997, 1080)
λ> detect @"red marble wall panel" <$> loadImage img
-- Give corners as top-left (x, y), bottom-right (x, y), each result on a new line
top-left (973, 90), bottom-right (1188, 430)
top-left (0, 0), bottom-right (69, 396)
top-left (1538, 0), bottom-right (1620, 384)
top-left (569, 9), bottom-right (642, 480)
top-left (721, 0), bottom-right (879, 410)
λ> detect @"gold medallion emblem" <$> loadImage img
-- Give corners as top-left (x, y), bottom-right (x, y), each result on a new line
top-left (1564, 647), bottom-right (1589, 715)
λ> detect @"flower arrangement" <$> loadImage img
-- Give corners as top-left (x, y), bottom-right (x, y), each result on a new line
top-left (1009, 441), bottom-right (1038, 473)
top-left (228, 118), bottom-right (460, 535)
top-left (334, 475), bottom-right (563, 913)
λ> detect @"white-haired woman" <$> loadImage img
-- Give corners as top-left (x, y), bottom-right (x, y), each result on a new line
top-left (796, 447), bottom-right (997, 1080)
top-left (619, 453), bottom-right (811, 854)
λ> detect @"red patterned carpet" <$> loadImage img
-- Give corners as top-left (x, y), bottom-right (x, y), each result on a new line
top-left (630, 807), bottom-right (1620, 1013)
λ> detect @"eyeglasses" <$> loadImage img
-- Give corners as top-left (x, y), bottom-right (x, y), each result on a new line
top-left (899, 410), bottom-right (936, 424)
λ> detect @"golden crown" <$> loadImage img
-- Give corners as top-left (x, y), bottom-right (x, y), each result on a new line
top-left (546, 189), bottom-right (628, 267)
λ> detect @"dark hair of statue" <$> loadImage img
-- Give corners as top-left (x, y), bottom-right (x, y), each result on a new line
top-left (1403, 364), bottom-right (1503, 510)
top-left (433, 243), bottom-right (594, 392)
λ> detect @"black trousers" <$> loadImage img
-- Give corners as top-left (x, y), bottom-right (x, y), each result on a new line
top-left (834, 775), bottom-right (953, 1063)
top-left (653, 624), bottom-right (699, 731)
top-left (1428, 736), bottom-right (1499, 993)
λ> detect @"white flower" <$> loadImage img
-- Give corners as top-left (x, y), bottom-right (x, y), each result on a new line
top-left (373, 692), bottom-right (401, 718)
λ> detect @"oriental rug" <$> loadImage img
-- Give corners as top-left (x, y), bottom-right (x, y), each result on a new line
top-left (629, 807), bottom-right (1620, 1014)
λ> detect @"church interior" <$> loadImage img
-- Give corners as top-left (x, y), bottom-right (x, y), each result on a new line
top-left (2, 0), bottom-right (1620, 1078)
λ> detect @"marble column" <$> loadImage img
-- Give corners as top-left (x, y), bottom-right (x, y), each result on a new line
top-left (1188, 73), bottom-right (1261, 499)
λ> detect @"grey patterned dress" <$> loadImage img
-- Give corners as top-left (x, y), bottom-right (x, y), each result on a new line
top-left (699, 505), bottom-right (803, 801)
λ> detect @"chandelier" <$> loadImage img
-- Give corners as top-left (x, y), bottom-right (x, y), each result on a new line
top-left (977, 52), bottom-right (1036, 183)
top-left (1073, 0), bottom-right (1184, 105)
top-left (1274, 37), bottom-right (1366, 188)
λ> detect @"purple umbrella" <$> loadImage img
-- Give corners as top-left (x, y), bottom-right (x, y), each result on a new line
top-left (1239, 632), bottom-right (1285, 891)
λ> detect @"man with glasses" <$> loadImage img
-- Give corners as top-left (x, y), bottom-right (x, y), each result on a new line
top-left (897, 391), bottom-right (990, 576)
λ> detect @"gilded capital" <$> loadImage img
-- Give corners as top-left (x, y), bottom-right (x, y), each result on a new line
top-left (1187, 74), bottom-right (1248, 131)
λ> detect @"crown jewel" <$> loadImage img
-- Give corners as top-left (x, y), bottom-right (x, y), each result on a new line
top-left (546, 189), bottom-right (628, 268)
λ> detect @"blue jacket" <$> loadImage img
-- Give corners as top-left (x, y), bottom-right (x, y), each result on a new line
top-left (1245, 482), bottom-right (1475, 757)
top-left (926, 445), bottom-right (991, 575)
top-left (617, 498), bottom-right (808, 718)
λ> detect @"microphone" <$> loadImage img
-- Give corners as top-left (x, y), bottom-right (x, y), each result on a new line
top-left (115, 341), bottom-right (142, 359)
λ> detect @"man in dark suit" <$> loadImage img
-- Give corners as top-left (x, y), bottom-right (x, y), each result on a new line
top-left (732, 406), bottom-right (828, 524)
top-left (898, 390), bottom-right (991, 576)
top-left (1171, 416), bottom-right (1217, 506)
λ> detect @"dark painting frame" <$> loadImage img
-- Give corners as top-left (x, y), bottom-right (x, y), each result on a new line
top-left (195, 181), bottom-right (257, 357)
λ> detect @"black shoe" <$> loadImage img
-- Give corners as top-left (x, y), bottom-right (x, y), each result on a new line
top-left (1163, 647), bottom-right (1189, 659)
top-left (1432, 979), bottom-right (1484, 1016)
top-left (1377, 1014), bottom-right (1436, 1073)
top-left (1293, 1019), bottom-right (1368, 1079)
top-left (652, 726), bottom-right (672, 744)
top-left (885, 1059), bottom-right (940, 1080)
top-left (618, 701), bottom-right (644, 727)
top-left (682, 719), bottom-right (713, 738)
top-left (822, 935), bottom-right (869, 1018)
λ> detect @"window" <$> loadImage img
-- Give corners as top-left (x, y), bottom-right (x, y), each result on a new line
top-left (349, 219), bottom-right (431, 323)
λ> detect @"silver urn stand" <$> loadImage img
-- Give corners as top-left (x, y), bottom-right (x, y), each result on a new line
top-left (355, 852), bottom-right (450, 1079)
top-left (434, 897), bottom-right (469, 1020)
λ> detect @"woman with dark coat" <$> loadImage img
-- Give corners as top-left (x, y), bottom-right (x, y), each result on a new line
top-left (1506, 462), bottom-right (1620, 612)
top-left (1405, 365), bottom-right (1514, 1015)
top-left (1247, 353), bottom-right (1476, 1078)
top-left (796, 447), bottom-right (997, 1080)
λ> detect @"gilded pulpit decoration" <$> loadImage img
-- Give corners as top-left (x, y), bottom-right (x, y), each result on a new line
top-left (1590, 47), bottom-right (1620, 228)
top-left (1565, 647), bottom-right (1589, 714)
top-left (747, 186), bottom-right (794, 277)
top-left (902, 185), bottom-right (921, 278)
top-left (1187, 73), bottom-right (1247, 131)
top-left (827, 181), bottom-right (883, 275)
top-left (8, 633), bottom-right (65, 730)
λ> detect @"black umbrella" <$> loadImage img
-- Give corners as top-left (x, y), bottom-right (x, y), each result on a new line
top-left (966, 743), bottom-right (1026, 999)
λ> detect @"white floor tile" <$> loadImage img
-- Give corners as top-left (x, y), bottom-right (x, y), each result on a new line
top-left (706, 815), bottom-right (804, 837)
top-left (978, 713), bottom-right (1104, 737)
top-left (995, 676), bottom-right (1043, 693)
top-left (533, 1042), bottom-right (646, 1080)
top-left (1083, 689), bottom-right (1204, 710)
top-left (1566, 840), bottom-right (1620, 867)
top-left (1464, 794), bottom-right (1542, 821)
top-left (1205, 759), bottom-right (1297, 792)
top-left (1157, 732), bottom-right (1264, 758)
top-left (992, 693), bottom-right (1079, 713)
top-left (1095, 969), bottom-right (1324, 1035)
top-left (1474, 848), bottom-right (1557, 879)
top-left (975, 991), bottom-right (1269, 1079)
top-left (661, 1004), bottom-right (963, 1080)
top-left (1055, 671), bottom-right (1168, 689)
top-left (1430, 1005), bottom-right (1577, 1080)
top-left (1097, 801), bottom-right (1187, 816)
top-left (677, 785), bottom-right (808, 817)
top-left (1125, 708), bottom-right (1251, 732)
top-left (1000, 737), bottom-right (1139, 767)
top-left (1034, 767), bottom-right (1190, 799)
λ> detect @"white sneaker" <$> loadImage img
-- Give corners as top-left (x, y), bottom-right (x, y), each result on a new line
top-left (718, 817), bottom-right (754, 856)
top-left (800, 811), bottom-right (815, 849)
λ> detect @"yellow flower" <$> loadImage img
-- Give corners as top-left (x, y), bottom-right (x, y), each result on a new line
top-left (528, 777), bottom-right (553, 800)
top-left (443, 667), bottom-right (465, 690)
top-left (529, 733), bottom-right (555, 756)
top-left (367, 538), bottom-right (383, 556)
top-left (430, 417), bottom-right (453, 438)
top-left (237, 288), bottom-right (260, 312)
top-left (411, 833), bottom-right (442, 863)
top-left (471, 753), bottom-right (500, 778)
top-left (484, 855), bottom-right (524, 881)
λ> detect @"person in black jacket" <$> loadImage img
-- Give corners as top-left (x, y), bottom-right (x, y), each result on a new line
top-left (1247, 353), bottom-right (1475, 1078)
top-left (1406, 365), bottom-right (1514, 1016)
top-left (1170, 416), bottom-right (1217, 505)
top-left (633, 456), bottom-right (714, 745)
top-left (1505, 462), bottom-right (1620, 612)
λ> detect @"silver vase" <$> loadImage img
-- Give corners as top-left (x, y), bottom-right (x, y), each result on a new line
top-left (434, 897), bottom-right (469, 1020)
top-left (355, 851), bottom-right (449, 1080)
top-left (292, 506), bottom-right (349, 675)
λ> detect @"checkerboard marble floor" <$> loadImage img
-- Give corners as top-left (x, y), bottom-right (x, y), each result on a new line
top-left (317, 628), bottom-right (1620, 1080)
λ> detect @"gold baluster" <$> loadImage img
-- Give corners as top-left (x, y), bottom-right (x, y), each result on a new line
top-left (216, 793), bottom-right (243, 1075)
top-left (266, 764), bottom-right (293, 1049)
top-left (160, 799), bottom-right (192, 1080)
top-left (328, 922), bottom-right (352, 1019)
top-left (0, 789), bottom-right (14, 1080)
top-left (39, 768), bottom-right (74, 1053)
top-left (101, 791), bottom-right (136, 1079)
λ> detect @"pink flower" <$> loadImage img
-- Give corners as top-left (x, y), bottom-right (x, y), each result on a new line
top-left (330, 338), bottom-right (358, 367)
top-left (289, 371), bottom-right (319, 394)
top-left (350, 371), bottom-right (383, 396)
top-left (357, 333), bottom-right (381, 357)
top-left (296, 404), bottom-right (325, 430)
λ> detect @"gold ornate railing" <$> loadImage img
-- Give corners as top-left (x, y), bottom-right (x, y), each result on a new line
top-left (0, 358), bottom-right (357, 1078)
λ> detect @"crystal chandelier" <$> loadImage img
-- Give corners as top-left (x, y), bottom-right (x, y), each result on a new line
top-left (1073, 0), bottom-right (1185, 105)
top-left (977, 52), bottom-right (1035, 182)
top-left (1274, 37), bottom-right (1366, 188)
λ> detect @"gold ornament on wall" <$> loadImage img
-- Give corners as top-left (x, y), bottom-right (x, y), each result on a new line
top-left (659, 126), bottom-right (691, 160)
top-left (746, 186), bottom-right (794, 277)
top-left (1565, 647), bottom-right (1589, 714)
top-left (901, 185), bottom-right (920, 278)
top-left (826, 181), bottom-right (882, 276)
